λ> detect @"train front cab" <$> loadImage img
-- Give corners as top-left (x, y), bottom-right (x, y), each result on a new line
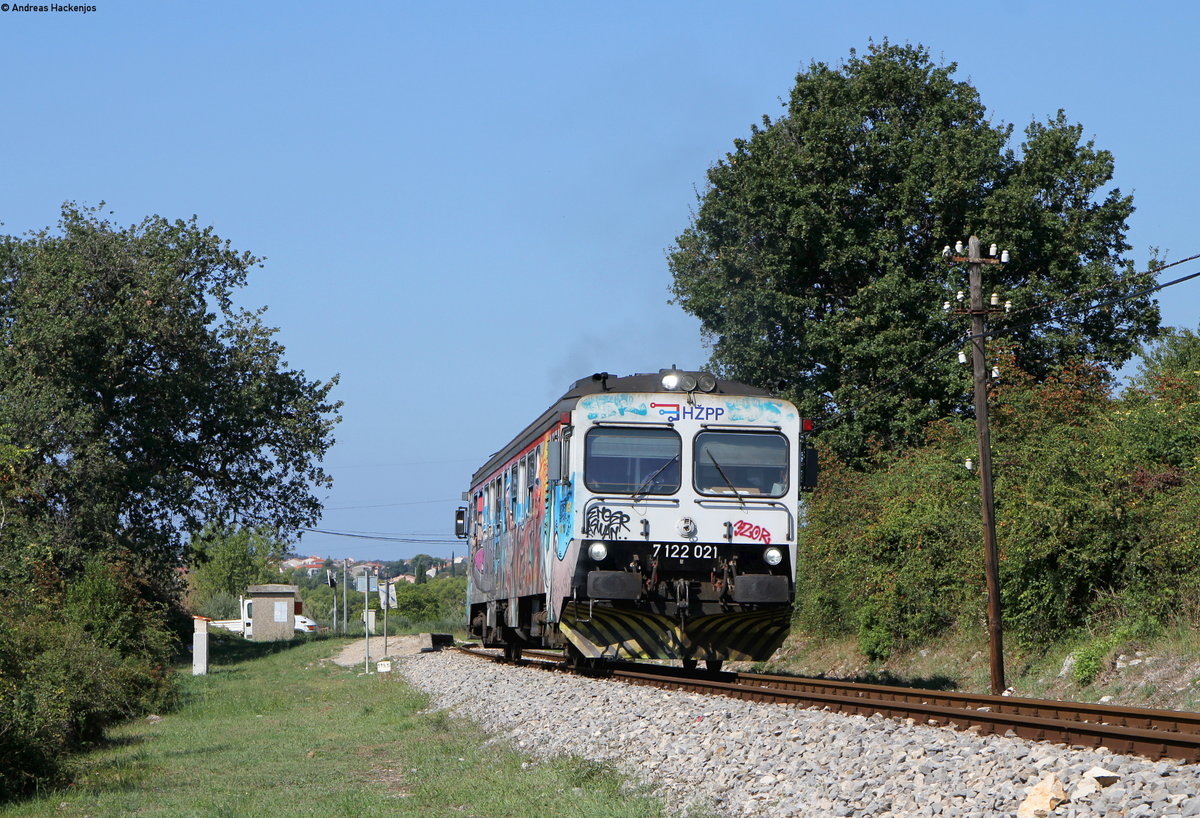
top-left (555, 390), bottom-right (818, 668)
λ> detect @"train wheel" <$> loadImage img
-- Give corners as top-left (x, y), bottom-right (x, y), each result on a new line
top-left (705, 660), bottom-right (724, 672)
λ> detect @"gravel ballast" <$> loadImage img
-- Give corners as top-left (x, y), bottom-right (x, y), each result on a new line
top-left (398, 651), bottom-right (1200, 817)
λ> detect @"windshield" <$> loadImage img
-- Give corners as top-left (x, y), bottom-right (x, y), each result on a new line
top-left (585, 427), bottom-right (681, 494)
top-left (694, 431), bottom-right (789, 497)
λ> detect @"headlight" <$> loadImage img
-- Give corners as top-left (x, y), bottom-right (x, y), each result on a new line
top-left (588, 541), bottom-right (608, 561)
top-left (660, 369), bottom-right (697, 391)
top-left (763, 547), bottom-right (783, 566)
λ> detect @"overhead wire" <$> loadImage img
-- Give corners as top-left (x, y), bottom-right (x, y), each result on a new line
top-left (963, 260), bottom-right (1200, 345)
top-left (814, 251), bottom-right (1200, 433)
top-left (300, 526), bottom-right (461, 545)
top-left (324, 498), bottom-right (459, 510)
top-left (1003, 252), bottom-right (1200, 321)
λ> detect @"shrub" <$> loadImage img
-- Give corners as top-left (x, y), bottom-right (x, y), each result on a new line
top-left (0, 558), bottom-right (177, 801)
top-left (796, 434), bottom-right (981, 653)
top-left (1070, 617), bottom-right (1162, 685)
top-left (194, 590), bottom-right (240, 620)
top-left (795, 357), bottom-right (1200, 658)
top-left (392, 575), bottom-right (466, 624)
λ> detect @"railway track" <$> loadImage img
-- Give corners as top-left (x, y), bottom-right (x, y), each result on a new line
top-left (457, 646), bottom-right (1200, 763)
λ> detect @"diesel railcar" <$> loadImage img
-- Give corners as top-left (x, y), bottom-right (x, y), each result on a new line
top-left (454, 368), bottom-right (817, 668)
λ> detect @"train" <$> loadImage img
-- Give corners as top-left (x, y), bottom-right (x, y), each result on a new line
top-left (454, 368), bottom-right (817, 669)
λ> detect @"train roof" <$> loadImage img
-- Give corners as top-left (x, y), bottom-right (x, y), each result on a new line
top-left (469, 370), bottom-right (776, 486)
top-left (559, 370), bottom-right (773, 399)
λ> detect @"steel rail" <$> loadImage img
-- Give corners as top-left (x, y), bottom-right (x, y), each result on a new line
top-left (454, 646), bottom-right (1200, 762)
top-left (734, 672), bottom-right (1200, 735)
top-left (611, 669), bottom-right (1200, 763)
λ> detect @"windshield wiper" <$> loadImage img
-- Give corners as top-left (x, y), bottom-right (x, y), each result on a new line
top-left (706, 450), bottom-right (746, 507)
top-left (631, 454), bottom-right (679, 500)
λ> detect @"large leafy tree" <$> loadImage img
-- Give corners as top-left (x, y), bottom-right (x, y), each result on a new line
top-left (0, 203), bottom-right (341, 588)
top-left (669, 41), bottom-right (1159, 459)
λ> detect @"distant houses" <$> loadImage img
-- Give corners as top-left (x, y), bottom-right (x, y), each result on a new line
top-left (347, 561), bottom-right (385, 578)
top-left (279, 555), bottom-right (326, 577)
top-left (278, 554), bottom-right (466, 581)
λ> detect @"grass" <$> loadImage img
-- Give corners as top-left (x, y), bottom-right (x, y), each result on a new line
top-left (2, 633), bottom-right (664, 818)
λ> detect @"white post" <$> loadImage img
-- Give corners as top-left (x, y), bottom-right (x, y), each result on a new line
top-left (363, 574), bottom-right (370, 673)
top-left (192, 617), bottom-right (209, 676)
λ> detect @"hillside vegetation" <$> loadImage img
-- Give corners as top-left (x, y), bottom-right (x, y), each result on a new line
top-left (795, 332), bottom-right (1200, 682)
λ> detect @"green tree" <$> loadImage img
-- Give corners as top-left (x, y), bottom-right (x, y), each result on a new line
top-left (187, 524), bottom-right (287, 604)
top-left (410, 554), bottom-right (433, 585)
top-left (669, 41), bottom-right (1158, 460)
top-left (1130, 326), bottom-right (1200, 391)
top-left (0, 204), bottom-right (340, 796)
top-left (392, 574), bottom-right (466, 624)
top-left (0, 203), bottom-right (341, 588)
top-left (380, 558), bottom-right (410, 576)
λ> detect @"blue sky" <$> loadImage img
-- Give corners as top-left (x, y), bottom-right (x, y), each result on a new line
top-left (3, 1), bottom-right (1197, 560)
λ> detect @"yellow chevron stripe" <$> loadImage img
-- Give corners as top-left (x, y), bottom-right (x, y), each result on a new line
top-left (683, 608), bottom-right (790, 660)
top-left (561, 603), bottom-right (683, 659)
top-left (561, 607), bottom-right (635, 658)
top-left (598, 607), bottom-right (680, 656)
top-left (559, 603), bottom-right (791, 662)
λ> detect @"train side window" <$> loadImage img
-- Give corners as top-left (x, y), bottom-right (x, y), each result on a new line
top-left (514, 463), bottom-right (524, 523)
top-left (501, 472), bottom-right (510, 530)
top-left (518, 456), bottom-right (526, 514)
top-left (510, 465), bottom-right (520, 523)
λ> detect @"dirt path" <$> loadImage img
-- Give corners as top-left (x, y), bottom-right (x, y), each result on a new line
top-left (329, 634), bottom-right (432, 668)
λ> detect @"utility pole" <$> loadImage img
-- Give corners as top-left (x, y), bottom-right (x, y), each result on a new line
top-left (342, 558), bottom-right (348, 635)
top-left (968, 236), bottom-right (1005, 695)
top-left (947, 235), bottom-right (1009, 695)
